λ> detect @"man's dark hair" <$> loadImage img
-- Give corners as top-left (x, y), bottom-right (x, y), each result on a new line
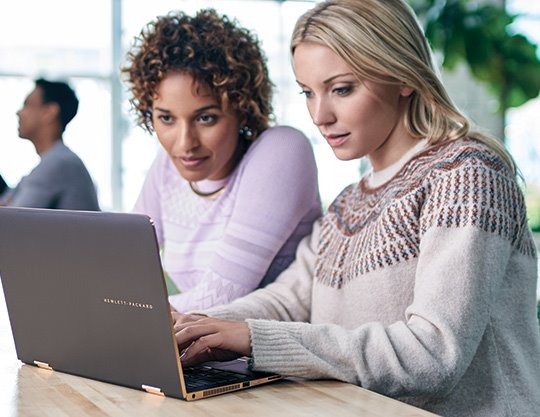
top-left (35, 78), bottom-right (79, 132)
top-left (0, 174), bottom-right (7, 195)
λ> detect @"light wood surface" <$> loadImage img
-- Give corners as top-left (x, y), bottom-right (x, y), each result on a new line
top-left (0, 287), bottom-right (439, 417)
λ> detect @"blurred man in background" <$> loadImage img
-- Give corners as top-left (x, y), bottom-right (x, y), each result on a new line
top-left (0, 78), bottom-right (100, 210)
top-left (0, 174), bottom-right (7, 195)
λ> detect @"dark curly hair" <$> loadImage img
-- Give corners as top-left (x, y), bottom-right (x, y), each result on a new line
top-left (122, 9), bottom-right (274, 141)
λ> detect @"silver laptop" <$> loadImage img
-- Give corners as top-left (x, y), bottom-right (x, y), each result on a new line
top-left (0, 207), bottom-right (281, 400)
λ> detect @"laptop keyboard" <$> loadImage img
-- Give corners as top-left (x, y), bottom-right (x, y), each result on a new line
top-left (183, 365), bottom-right (251, 391)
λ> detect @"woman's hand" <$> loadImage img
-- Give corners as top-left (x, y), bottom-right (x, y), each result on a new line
top-left (171, 311), bottom-right (207, 330)
top-left (175, 317), bottom-right (251, 366)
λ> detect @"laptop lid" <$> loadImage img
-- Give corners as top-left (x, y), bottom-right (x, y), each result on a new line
top-left (0, 207), bottom-right (280, 400)
top-left (0, 207), bottom-right (186, 398)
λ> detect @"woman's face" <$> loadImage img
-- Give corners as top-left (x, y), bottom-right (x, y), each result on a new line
top-left (292, 41), bottom-right (415, 171)
top-left (152, 72), bottom-right (241, 181)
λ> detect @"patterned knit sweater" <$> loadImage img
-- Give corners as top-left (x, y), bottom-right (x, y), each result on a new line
top-left (202, 138), bottom-right (540, 417)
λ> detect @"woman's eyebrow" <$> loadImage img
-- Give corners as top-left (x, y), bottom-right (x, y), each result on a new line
top-left (323, 73), bottom-right (354, 84)
top-left (193, 104), bottom-right (220, 113)
top-left (296, 72), bottom-right (355, 87)
top-left (153, 104), bottom-right (220, 114)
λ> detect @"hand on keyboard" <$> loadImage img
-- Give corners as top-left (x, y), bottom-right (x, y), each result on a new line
top-left (175, 317), bottom-right (251, 366)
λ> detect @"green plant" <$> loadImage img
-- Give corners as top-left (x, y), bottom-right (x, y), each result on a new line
top-left (409, 0), bottom-right (540, 114)
top-left (162, 270), bottom-right (180, 295)
top-left (522, 185), bottom-right (540, 232)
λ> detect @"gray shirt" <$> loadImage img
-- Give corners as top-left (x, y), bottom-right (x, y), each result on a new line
top-left (10, 141), bottom-right (100, 211)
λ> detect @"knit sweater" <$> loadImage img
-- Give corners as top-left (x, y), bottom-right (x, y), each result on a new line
top-left (202, 138), bottom-right (540, 417)
top-left (133, 126), bottom-right (322, 312)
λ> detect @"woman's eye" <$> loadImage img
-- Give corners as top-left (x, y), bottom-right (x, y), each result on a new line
top-left (299, 90), bottom-right (313, 98)
top-left (197, 114), bottom-right (217, 124)
top-left (159, 114), bottom-right (172, 125)
top-left (158, 114), bottom-right (173, 124)
top-left (333, 86), bottom-right (352, 95)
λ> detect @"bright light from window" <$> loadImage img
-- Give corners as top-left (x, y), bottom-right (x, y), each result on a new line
top-left (0, 0), bottom-right (363, 212)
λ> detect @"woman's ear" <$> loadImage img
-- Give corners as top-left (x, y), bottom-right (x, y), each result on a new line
top-left (400, 85), bottom-right (414, 97)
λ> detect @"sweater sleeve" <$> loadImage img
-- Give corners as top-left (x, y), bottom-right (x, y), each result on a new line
top-left (197, 221), bottom-right (321, 321)
top-left (169, 126), bottom-right (321, 312)
top-left (244, 163), bottom-right (536, 398)
top-left (132, 152), bottom-right (164, 247)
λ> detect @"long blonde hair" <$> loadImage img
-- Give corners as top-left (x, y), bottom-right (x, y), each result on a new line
top-left (291, 0), bottom-right (516, 174)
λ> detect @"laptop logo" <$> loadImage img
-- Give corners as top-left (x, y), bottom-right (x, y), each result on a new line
top-left (103, 298), bottom-right (154, 310)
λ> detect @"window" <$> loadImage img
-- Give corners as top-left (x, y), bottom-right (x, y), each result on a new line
top-left (2, 0), bottom-right (537, 215)
top-left (0, 0), bottom-right (112, 206)
top-left (0, 0), bottom-right (363, 212)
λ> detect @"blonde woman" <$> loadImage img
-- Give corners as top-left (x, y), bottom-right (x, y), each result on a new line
top-left (174, 1), bottom-right (540, 415)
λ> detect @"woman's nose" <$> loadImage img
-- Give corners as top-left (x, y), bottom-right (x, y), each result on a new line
top-left (310, 98), bottom-right (335, 127)
top-left (170, 125), bottom-right (199, 154)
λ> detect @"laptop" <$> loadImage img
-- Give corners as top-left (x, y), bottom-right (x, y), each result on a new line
top-left (0, 207), bottom-right (282, 400)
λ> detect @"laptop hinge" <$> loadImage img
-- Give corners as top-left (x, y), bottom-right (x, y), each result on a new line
top-left (33, 360), bottom-right (53, 370)
top-left (142, 384), bottom-right (165, 396)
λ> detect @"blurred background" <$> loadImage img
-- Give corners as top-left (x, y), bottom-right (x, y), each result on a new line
top-left (0, 0), bottom-right (538, 305)
top-left (0, 0), bottom-right (538, 211)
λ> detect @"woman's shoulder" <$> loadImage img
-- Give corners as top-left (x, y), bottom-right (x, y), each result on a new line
top-left (387, 138), bottom-right (513, 192)
top-left (232, 125), bottom-right (318, 189)
top-left (355, 137), bottom-right (516, 205)
top-left (243, 125), bottom-right (315, 165)
top-left (413, 138), bottom-right (524, 211)
top-left (259, 124), bottom-right (308, 137)
top-left (252, 125), bottom-right (312, 150)
top-left (419, 138), bottom-right (509, 173)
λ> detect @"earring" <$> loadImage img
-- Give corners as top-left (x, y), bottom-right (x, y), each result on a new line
top-left (239, 126), bottom-right (253, 139)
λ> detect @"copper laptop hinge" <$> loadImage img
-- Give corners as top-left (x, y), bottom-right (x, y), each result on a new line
top-left (142, 384), bottom-right (165, 396)
top-left (33, 360), bottom-right (53, 370)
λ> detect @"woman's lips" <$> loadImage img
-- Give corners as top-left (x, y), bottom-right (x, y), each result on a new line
top-left (178, 156), bottom-right (207, 168)
top-left (325, 133), bottom-right (350, 148)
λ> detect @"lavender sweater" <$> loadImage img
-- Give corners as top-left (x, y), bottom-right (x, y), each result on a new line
top-left (133, 126), bottom-right (321, 312)
top-left (203, 138), bottom-right (540, 417)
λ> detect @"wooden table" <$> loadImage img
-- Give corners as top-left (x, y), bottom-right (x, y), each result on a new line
top-left (0, 289), bottom-right (438, 417)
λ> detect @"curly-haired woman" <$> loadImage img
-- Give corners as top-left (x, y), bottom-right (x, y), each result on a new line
top-left (123, 9), bottom-right (321, 312)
